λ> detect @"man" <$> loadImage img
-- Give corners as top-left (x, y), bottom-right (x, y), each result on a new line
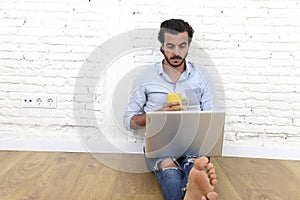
top-left (124, 19), bottom-right (218, 200)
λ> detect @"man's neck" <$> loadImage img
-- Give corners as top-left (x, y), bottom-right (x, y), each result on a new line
top-left (163, 60), bottom-right (186, 83)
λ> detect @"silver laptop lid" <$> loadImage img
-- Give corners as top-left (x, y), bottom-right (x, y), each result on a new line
top-left (145, 111), bottom-right (225, 158)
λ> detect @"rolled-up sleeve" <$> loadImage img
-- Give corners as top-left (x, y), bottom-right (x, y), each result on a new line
top-left (195, 66), bottom-right (216, 111)
top-left (123, 76), bottom-right (146, 131)
top-left (200, 82), bottom-right (215, 111)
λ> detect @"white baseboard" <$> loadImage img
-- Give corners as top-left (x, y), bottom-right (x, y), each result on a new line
top-left (0, 139), bottom-right (299, 160)
top-left (0, 138), bottom-right (84, 152)
top-left (0, 138), bottom-right (144, 154)
top-left (222, 141), bottom-right (300, 160)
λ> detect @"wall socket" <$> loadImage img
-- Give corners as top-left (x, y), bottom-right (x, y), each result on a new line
top-left (21, 95), bottom-right (57, 109)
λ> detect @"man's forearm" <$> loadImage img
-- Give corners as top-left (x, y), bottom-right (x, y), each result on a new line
top-left (130, 114), bottom-right (146, 130)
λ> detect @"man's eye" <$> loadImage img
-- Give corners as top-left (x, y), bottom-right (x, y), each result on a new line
top-left (167, 45), bottom-right (174, 49)
top-left (179, 44), bottom-right (187, 49)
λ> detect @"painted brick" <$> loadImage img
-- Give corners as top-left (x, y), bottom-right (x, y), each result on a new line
top-left (0, 0), bottom-right (299, 147)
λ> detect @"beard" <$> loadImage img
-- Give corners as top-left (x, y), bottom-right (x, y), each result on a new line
top-left (163, 54), bottom-right (187, 68)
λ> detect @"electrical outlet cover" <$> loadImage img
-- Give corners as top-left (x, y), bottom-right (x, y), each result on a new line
top-left (34, 96), bottom-right (44, 107)
top-left (21, 96), bottom-right (34, 107)
top-left (44, 95), bottom-right (57, 108)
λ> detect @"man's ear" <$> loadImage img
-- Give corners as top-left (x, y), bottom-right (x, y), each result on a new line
top-left (160, 46), bottom-right (164, 54)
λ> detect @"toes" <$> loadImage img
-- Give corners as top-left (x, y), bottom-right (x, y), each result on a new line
top-left (206, 166), bottom-right (215, 174)
top-left (210, 178), bottom-right (218, 186)
top-left (201, 196), bottom-right (207, 200)
top-left (194, 157), bottom-right (209, 170)
top-left (208, 170), bottom-right (217, 187)
top-left (209, 174), bottom-right (217, 180)
top-left (206, 162), bottom-right (214, 169)
top-left (206, 192), bottom-right (218, 200)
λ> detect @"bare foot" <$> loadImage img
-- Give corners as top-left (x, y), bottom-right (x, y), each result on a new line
top-left (184, 157), bottom-right (218, 200)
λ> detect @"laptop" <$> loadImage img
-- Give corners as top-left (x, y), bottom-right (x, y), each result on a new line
top-left (145, 111), bottom-right (225, 158)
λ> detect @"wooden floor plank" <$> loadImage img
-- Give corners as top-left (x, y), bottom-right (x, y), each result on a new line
top-left (214, 157), bottom-right (300, 200)
top-left (112, 194), bottom-right (159, 200)
top-left (211, 157), bottom-right (242, 200)
top-left (0, 151), bottom-right (30, 177)
top-left (40, 152), bottom-right (90, 200)
top-left (280, 159), bottom-right (300, 179)
top-left (66, 154), bottom-right (116, 200)
top-left (0, 151), bottom-right (53, 200)
top-left (0, 151), bottom-right (300, 200)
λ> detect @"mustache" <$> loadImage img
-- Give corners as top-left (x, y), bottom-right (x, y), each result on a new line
top-left (170, 55), bottom-right (183, 60)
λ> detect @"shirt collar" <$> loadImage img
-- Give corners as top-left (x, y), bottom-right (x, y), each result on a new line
top-left (184, 61), bottom-right (192, 76)
top-left (157, 61), bottom-right (193, 76)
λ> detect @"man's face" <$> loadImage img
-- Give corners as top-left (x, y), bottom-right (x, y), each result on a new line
top-left (162, 31), bottom-right (190, 68)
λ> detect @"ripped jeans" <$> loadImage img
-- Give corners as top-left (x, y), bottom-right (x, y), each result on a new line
top-left (145, 155), bottom-right (200, 200)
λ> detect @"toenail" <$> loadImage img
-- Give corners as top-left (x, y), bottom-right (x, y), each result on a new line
top-left (200, 163), bottom-right (210, 171)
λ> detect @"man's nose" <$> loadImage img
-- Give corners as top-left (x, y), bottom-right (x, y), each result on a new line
top-left (172, 47), bottom-right (180, 55)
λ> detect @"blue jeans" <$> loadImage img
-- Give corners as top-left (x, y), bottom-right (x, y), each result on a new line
top-left (145, 155), bottom-right (200, 200)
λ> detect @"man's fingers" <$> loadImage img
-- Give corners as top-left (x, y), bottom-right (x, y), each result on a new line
top-left (161, 102), bottom-right (182, 111)
top-left (165, 102), bottom-right (181, 111)
top-left (167, 102), bottom-right (180, 107)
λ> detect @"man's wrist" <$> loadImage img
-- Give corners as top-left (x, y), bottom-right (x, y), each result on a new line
top-left (130, 114), bottom-right (146, 129)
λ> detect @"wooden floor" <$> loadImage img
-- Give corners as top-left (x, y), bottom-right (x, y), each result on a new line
top-left (0, 151), bottom-right (299, 200)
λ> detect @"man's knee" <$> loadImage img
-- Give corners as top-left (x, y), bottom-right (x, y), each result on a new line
top-left (155, 158), bottom-right (178, 170)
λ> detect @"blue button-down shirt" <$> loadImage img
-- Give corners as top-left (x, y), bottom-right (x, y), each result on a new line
top-left (124, 61), bottom-right (216, 130)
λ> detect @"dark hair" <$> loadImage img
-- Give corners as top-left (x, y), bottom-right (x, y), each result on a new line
top-left (158, 19), bottom-right (194, 45)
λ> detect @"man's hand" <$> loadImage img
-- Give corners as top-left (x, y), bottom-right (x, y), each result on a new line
top-left (130, 102), bottom-right (182, 130)
top-left (130, 114), bottom-right (146, 130)
top-left (159, 102), bottom-right (182, 111)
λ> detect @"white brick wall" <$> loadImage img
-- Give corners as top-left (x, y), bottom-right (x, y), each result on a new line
top-left (0, 0), bottom-right (299, 157)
